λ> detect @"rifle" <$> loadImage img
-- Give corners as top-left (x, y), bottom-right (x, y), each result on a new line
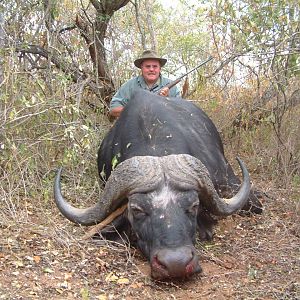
top-left (151, 55), bottom-right (213, 93)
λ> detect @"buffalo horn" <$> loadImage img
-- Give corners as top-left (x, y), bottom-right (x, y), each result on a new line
top-left (161, 154), bottom-right (250, 216)
top-left (54, 157), bottom-right (164, 226)
top-left (54, 154), bottom-right (250, 226)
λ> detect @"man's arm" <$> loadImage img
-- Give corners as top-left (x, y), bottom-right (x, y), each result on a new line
top-left (109, 80), bottom-right (133, 118)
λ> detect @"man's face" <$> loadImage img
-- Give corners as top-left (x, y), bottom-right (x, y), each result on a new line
top-left (141, 59), bottom-right (161, 85)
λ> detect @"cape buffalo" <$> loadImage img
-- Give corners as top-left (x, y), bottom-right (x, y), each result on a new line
top-left (54, 89), bottom-right (262, 280)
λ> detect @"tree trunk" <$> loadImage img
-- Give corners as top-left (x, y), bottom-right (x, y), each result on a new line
top-left (144, 0), bottom-right (157, 51)
top-left (134, 0), bottom-right (146, 49)
top-left (79, 0), bottom-right (131, 103)
top-left (0, 12), bottom-right (4, 85)
top-left (15, 0), bottom-right (131, 108)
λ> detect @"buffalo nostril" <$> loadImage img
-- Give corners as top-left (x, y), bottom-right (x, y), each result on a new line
top-left (152, 246), bottom-right (199, 278)
top-left (151, 255), bottom-right (169, 279)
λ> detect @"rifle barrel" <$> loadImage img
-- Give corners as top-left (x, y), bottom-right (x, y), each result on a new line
top-left (151, 56), bottom-right (213, 93)
top-left (177, 56), bottom-right (213, 80)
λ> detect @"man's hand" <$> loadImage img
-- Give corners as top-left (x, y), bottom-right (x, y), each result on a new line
top-left (110, 106), bottom-right (124, 118)
top-left (159, 87), bottom-right (170, 97)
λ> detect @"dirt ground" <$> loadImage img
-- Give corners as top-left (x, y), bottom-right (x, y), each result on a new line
top-left (0, 183), bottom-right (299, 300)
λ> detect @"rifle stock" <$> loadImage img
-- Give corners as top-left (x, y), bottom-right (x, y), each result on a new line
top-left (163, 78), bottom-right (182, 90)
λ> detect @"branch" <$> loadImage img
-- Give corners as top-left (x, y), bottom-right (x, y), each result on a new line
top-left (208, 49), bottom-right (253, 77)
top-left (58, 25), bottom-right (77, 34)
top-left (134, 0), bottom-right (146, 48)
top-left (90, 0), bottom-right (131, 13)
top-left (6, 105), bottom-right (62, 127)
top-left (75, 15), bottom-right (98, 72)
top-left (228, 87), bottom-right (300, 132)
top-left (145, 0), bottom-right (157, 51)
top-left (16, 44), bottom-right (83, 80)
top-left (90, 0), bottom-right (102, 11)
top-left (82, 204), bottom-right (127, 240)
top-left (15, 44), bottom-right (109, 109)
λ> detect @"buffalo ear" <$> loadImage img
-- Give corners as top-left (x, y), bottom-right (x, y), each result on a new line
top-left (196, 209), bottom-right (217, 241)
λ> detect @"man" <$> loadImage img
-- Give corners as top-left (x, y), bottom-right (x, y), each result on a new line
top-left (109, 50), bottom-right (180, 117)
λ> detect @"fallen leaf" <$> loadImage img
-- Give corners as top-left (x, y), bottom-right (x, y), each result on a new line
top-left (25, 256), bottom-right (34, 262)
top-left (130, 282), bottom-right (144, 289)
top-left (80, 287), bottom-right (90, 300)
top-left (105, 272), bottom-right (118, 282)
top-left (33, 256), bottom-right (41, 264)
top-left (64, 272), bottom-right (73, 280)
top-left (29, 291), bottom-right (37, 295)
top-left (13, 260), bottom-right (24, 268)
top-left (43, 267), bottom-right (54, 273)
top-left (117, 278), bottom-right (130, 285)
top-left (12, 271), bottom-right (20, 276)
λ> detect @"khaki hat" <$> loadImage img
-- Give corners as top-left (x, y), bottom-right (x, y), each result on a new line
top-left (134, 50), bottom-right (167, 68)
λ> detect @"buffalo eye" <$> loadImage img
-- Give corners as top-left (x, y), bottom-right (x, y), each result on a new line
top-left (130, 205), bottom-right (148, 219)
top-left (187, 202), bottom-right (199, 217)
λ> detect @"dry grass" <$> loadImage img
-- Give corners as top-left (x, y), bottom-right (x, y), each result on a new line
top-left (1, 63), bottom-right (299, 299)
top-left (0, 164), bottom-right (299, 299)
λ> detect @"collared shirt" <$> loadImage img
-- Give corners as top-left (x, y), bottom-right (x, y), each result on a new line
top-left (110, 75), bottom-right (180, 110)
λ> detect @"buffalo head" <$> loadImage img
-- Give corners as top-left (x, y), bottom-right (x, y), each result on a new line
top-left (54, 154), bottom-right (250, 279)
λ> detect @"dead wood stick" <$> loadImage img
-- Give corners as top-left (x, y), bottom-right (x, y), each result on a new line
top-left (82, 204), bottom-right (127, 240)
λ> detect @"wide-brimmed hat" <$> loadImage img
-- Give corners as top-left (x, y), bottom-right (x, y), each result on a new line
top-left (134, 50), bottom-right (167, 68)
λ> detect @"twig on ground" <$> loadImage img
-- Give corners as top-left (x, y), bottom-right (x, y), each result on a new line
top-left (82, 204), bottom-right (127, 240)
